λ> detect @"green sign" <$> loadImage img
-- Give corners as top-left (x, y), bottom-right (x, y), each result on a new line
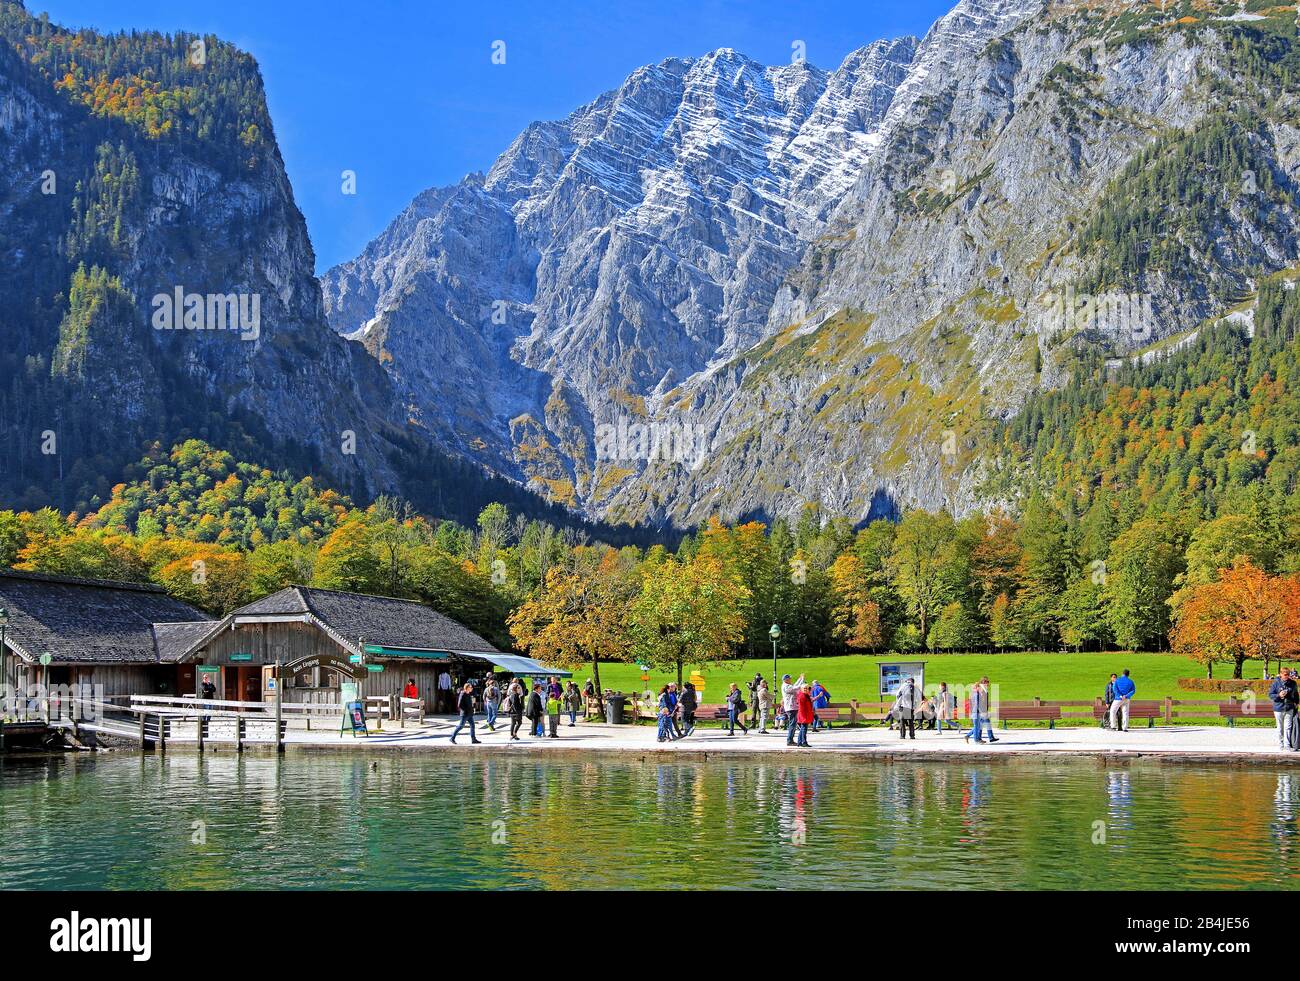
top-left (230, 653), bottom-right (253, 662)
top-left (349, 654), bottom-right (364, 665)
top-left (364, 645), bottom-right (384, 654)
top-left (38, 653), bottom-right (52, 666)
top-left (366, 664), bottom-right (385, 673)
top-left (198, 665), bottom-right (221, 675)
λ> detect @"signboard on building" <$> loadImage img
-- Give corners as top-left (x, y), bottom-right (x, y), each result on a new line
top-left (230, 653), bottom-right (253, 662)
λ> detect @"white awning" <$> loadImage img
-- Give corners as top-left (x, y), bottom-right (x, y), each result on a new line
top-left (466, 653), bottom-right (572, 678)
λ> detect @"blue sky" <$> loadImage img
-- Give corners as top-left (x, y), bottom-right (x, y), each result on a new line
top-left (34, 0), bottom-right (955, 272)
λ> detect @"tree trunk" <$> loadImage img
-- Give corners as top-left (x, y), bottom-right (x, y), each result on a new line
top-left (591, 655), bottom-right (602, 705)
top-left (1233, 655), bottom-right (1245, 680)
top-left (676, 655), bottom-right (683, 690)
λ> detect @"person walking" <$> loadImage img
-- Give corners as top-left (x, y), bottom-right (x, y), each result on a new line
top-left (546, 688), bottom-right (562, 737)
top-left (1269, 667), bottom-right (1299, 751)
top-left (757, 679), bottom-right (773, 733)
top-left (666, 683), bottom-right (684, 738)
top-left (794, 683), bottom-right (815, 747)
top-left (507, 680), bottom-right (525, 740)
top-left (526, 683), bottom-right (545, 739)
top-left (482, 677), bottom-right (500, 732)
top-left (894, 677), bottom-right (919, 740)
top-left (679, 681), bottom-right (698, 736)
top-left (726, 683), bottom-right (749, 735)
top-left (934, 681), bottom-right (957, 734)
top-left (656, 701), bottom-right (675, 742)
top-left (782, 673), bottom-right (804, 746)
top-left (656, 685), bottom-right (677, 742)
top-left (583, 677), bottom-right (597, 718)
top-left (747, 672), bottom-right (763, 728)
top-left (965, 677), bottom-right (998, 744)
top-left (564, 682), bottom-right (582, 727)
top-left (1110, 669), bottom-right (1136, 732)
top-left (449, 683), bottom-right (481, 744)
top-left (811, 680), bottom-right (830, 730)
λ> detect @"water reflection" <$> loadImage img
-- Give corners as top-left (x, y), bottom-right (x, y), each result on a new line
top-left (1, 753), bottom-right (1297, 890)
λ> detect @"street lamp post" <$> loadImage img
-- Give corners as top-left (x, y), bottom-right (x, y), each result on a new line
top-left (0, 607), bottom-right (9, 751)
top-left (769, 623), bottom-right (781, 694)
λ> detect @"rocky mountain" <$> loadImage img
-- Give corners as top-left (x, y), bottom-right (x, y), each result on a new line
top-left (0, 0), bottom-right (618, 533)
top-left (324, 0), bottom-right (1300, 529)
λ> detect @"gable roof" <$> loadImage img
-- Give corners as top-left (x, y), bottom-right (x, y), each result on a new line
top-left (228, 585), bottom-right (501, 657)
top-left (0, 570), bottom-right (212, 665)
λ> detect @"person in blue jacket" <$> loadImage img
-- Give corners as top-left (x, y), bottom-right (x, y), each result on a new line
top-left (1110, 669), bottom-right (1136, 732)
top-left (1268, 667), bottom-right (1299, 751)
top-left (1101, 673), bottom-right (1118, 729)
top-left (811, 680), bottom-right (830, 730)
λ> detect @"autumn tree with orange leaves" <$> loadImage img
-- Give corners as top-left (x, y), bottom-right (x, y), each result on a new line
top-left (828, 553), bottom-right (883, 651)
top-left (1171, 560), bottom-right (1300, 678)
top-left (507, 546), bottom-right (639, 696)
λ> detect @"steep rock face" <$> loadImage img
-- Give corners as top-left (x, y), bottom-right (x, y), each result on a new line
top-left (0, 1), bottom-right (605, 533)
top-left (661, 0), bottom-right (1299, 526)
top-left (0, 2), bottom-right (405, 508)
top-left (327, 0), bottom-right (1300, 529)
top-left (321, 38), bottom-right (920, 499)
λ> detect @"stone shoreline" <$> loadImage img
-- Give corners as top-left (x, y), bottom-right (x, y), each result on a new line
top-left (114, 716), bottom-right (1300, 766)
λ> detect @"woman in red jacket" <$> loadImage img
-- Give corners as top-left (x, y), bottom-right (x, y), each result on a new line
top-left (795, 684), bottom-right (815, 747)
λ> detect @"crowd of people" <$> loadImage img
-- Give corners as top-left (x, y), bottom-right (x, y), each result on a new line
top-left (429, 664), bottom-right (1295, 753)
top-left (445, 673), bottom-right (585, 744)
top-left (882, 676), bottom-right (998, 743)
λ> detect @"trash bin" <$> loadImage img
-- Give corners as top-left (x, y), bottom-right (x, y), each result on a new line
top-left (604, 694), bottom-right (627, 725)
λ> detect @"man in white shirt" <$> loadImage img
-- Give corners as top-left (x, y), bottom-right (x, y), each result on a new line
top-left (781, 673), bottom-right (804, 746)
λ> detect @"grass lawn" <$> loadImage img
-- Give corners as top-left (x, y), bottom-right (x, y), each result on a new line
top-left (577, 652), bottom-right (1268, 709)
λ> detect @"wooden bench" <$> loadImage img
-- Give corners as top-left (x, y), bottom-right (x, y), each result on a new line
top-left (812, 704), bottom-right (854, 728)
top-left (1221, 700), bottom-right (1277, 727)
top-left (998, 705), bottom-right (1063, 729)
top-left (1093, 699), bottom-right (1162, 728)
top-left (692, 704), bottom-right (729, 722)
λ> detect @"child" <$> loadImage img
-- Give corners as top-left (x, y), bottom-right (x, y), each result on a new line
top-left (656, 704), bottom-right (674, 743)
top-left (546, 691), bottom-right (562, 737)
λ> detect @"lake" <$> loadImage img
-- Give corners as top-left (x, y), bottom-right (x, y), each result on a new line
top-left (2, 751), bottom-right (1297, 889)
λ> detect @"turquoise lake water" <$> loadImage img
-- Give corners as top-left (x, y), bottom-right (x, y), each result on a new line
top-left (1, 752), bottom-right (1297, 889)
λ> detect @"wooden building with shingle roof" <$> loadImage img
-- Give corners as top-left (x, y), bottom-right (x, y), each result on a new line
top-left (0, 570), bottom-right (212, 702)
top-left (0, 575), bottom-right (566, 713)
top-left (169, 585), bottom-right (566, 711)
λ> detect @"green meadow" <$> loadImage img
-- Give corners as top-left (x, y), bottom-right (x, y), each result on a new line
top-left (577, 652), bottom-right (1267, 707)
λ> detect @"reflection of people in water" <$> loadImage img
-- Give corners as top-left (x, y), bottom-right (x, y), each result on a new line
top-left (1105, 770), bottom-right (1132, 835)
top-left (793, 773), bottom-right (809, 845)
top-left (958, 768), bottom-right (986, 843)
top-left (1275, 773), bottom-right (1296, 828)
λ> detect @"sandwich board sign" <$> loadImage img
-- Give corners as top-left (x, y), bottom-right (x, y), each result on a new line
top-left (342, 700), bottom-right (368, 737)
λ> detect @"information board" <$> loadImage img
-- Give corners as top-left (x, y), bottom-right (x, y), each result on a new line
top-left (878, 661), bottom-right (926, 698)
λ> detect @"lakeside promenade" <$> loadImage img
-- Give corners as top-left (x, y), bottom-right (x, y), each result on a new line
top-left (138, 715), bottom-right (1300, 763)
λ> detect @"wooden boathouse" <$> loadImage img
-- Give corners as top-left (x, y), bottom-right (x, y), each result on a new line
top-left (0, 570), bottom-right (214, 704)
top-left (174, 585), bottom-right (550, 713)
top-left (0, 574), bottom-right (566, 723)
